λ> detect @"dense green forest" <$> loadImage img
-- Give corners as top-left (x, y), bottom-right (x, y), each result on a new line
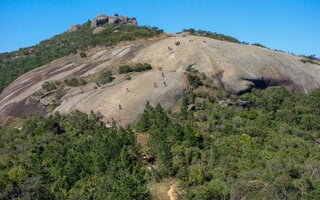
top-left (0, 111), bottom-right (149, 199)
top-left (1, 87), bottom-right (320, 199)
top-left (136, 87), bottom-right (320, 199)
top-left (0, 22), bottom-right (163, 93)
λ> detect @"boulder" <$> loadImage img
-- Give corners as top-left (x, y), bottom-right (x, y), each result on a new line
top-left (128, 17), bottom-right (138, 26)
top-left (69, 24), bottom-right (82, 32)
top-left (91, 13), bottom-right (137, 27)
top-left (120, 15), bottom-right (128, 23)
top-left (28, 48), bottom-right (35, 54)
top-left (96, 14), bottom-right (108, 26)
top-left (108, 16), bottom-right (119, 25)
top-left (93, 27), bottom-right (106, 35)
top-left (91, 14), bottom-right (108, 27)
top-left (91, 19), bottom-right (98, 28)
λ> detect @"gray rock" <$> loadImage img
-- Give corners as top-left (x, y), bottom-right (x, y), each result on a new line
top-left (93, 27), bottom-right (106, 35)
top-left (234, 100), bottom-right (247, 107)
top-left (91, 14), bottom-right (109, 27)
top-left (187, 104), bottom-right (195, 111)
top-left (96, 14), bottom-right (108, 26)
top-left (69, 24), bottom-right (82, 32)
top-left (108, 16), bottom-right (119, 24)
top-left (91, 19), bottom-right (98, 28)
top-left (120, 15), bottom-right (128, 23)
top-left (128, 17), bottom-right (138, 26)
top-left (91, 13), bottom-right (137, 27)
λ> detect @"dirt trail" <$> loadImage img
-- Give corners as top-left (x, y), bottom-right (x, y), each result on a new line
top-left (167, 185), bottom-right (176, 200)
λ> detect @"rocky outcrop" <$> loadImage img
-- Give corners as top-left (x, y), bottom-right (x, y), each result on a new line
top-left (96, 14), bottom-right (108, 26)
top-left (93, 27), bottom-right (106, 35)
top-left (120, 16), bottom-right (128, 23)
top-left (2, 35), bottom-right (320, 126)
top-left (91, 19), bottom-right (98, 28)
top-left (108, 16), bottom-right (119, 25)
top-left (128, 17), bottom-right (138, 26)
top-left (91, 14), bottom-right (108, 28)
top-left (69, 24), bottom-right (82, 32)
top-left (90, 13), bottom-right (138, 28)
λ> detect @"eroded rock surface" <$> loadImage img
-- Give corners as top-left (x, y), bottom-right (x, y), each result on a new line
top-left (1, 35), bottom-right (320, 125)
top-left (91, 13), bottom-right (137, 28)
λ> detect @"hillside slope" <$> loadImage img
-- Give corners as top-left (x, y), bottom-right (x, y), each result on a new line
top-left (1, 34), bottom-right (320, 125)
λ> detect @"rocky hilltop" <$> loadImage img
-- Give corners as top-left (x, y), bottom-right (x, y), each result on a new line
top-left (69, 13), bottom-right (138, 33)
top-left (1, 32), bottom-right (320, 125)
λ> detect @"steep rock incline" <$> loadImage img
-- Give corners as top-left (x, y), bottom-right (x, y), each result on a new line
top-left (133, 35), bottom-right (320, 93)
top-left (1, 35), bottom-right (320, 125)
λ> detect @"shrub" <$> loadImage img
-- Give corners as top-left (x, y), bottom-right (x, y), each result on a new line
top-left (118, 65), bottom-right (132, 74)
top-left (118, 63), bottom-right (152, 74)
top-left (7, 166), bottom-right (28, 183)
top-left (79, 78), bottom-right (87, 85)
top-left (252, 43), bottom-right (268, 49)
top-left (64, 78), bottom-right (80, 87)
top-left (187, 74), bottom-right (202, 87)
top-left (182, 28), bottom-right (240, 43)
top-left (42, 81), bottom-right (57, 92)
top-left (79, 52), bottom-right (87, 58)
top-left (98, 70), bottom-right (114, 84)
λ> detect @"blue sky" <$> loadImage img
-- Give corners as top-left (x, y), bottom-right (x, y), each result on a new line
top-left (0, 0), bottom-right (319, 57)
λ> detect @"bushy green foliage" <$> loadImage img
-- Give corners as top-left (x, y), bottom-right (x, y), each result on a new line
top-left (98, 70), bottom-right (114, 84)
top-left (182, 28), bottom-right (240, 43)
top-left (79, 52), bottom-right (87, 58)
top-left (64, 77), bottom-right (87, 87)
top-left (135, 87), bottom-right (320, 199)
top-left (300, 54), bottom-right (320, 65)
top-left (118, 63), bottom-right (152, 74)
top-left (252, 43), bottom-right (268, 49)
top-left (42, 81), bottom-right (57, 92)
top-left (0, 111), bottom-right (149, 199)
top-left (302, 54), bottom-right (319, 60)
top-left (118, 64), bottom-right (132, 74)
top-left (1, 86), bottom-right (320, 199)
top-left (0, 22), bottom-right (163, 93)
top-left (64, 78), bottom-right (79, 87)
top-left (186, 66), bottom-right (211, 88)
top-left (187, 74), bottom-right (202, 87)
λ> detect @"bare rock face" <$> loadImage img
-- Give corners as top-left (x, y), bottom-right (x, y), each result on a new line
top-left (91, 13), bottom-right (137, 27)
top-left (96, 14), bottom-right (108, 26)
top-left (1, 35), bottom-right (320, 126)
top-left (69, 24), bottom-right (82, 32)
top-left (91, 19), bottom-right (98, 28)
top-left (128, 17), bottom-right (138, 26)
top-left (93, 27), bottom-right (106, 35)
top-left (108, 16), bottom-right (119, 25)
top-left (120, 16), bottom-right (128, 23)
top-left (91, 14), bottom-right (109, 28)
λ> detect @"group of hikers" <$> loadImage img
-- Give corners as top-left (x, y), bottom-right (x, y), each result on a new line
top-left (153, 81), bottom-right (167, 88)
top-left (168, 40), bottom-right (182, 52)
top-left (154, 71), bottom-right (167, 88)
top-left (118, 71), bottom-right (168, 110)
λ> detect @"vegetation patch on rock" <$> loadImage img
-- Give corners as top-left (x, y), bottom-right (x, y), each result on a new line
top-left (118, 63), bottom-right (152, 74)
top-left (0, 16), bottom-right (163, 93)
